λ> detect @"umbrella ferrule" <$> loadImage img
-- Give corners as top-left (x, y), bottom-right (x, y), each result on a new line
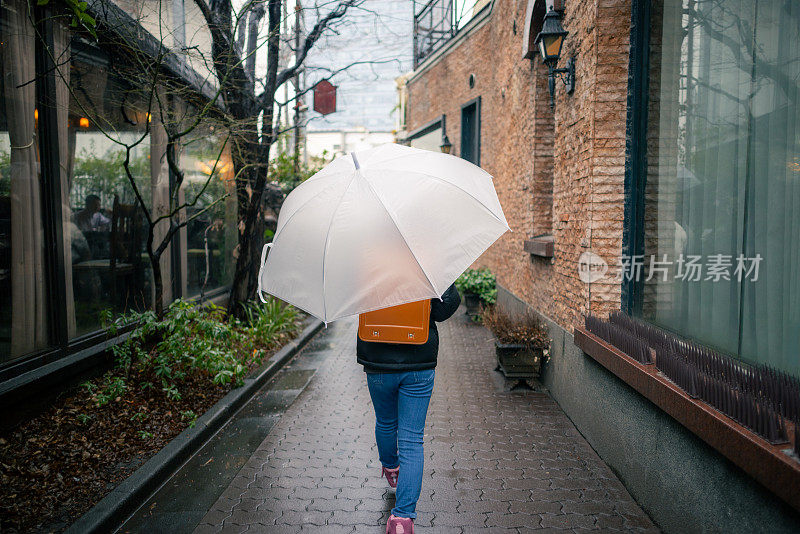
top-left (350, 152), bottom-right (360, 170)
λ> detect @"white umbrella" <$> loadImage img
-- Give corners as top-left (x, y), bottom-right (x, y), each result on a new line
top-left (257, 143), bottom-right (510, 324)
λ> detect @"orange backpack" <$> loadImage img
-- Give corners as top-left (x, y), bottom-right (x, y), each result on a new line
top-left (358, 300), bottom-right (431, 345)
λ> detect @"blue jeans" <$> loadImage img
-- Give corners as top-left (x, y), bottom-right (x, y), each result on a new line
top-left (366, 369), bottom-right (435, 519)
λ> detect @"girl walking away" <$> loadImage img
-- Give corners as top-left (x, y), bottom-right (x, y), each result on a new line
top-left (356, 284), bottom-right (461, 534)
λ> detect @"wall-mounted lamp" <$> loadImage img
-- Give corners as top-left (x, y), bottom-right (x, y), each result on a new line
top-left (534, 8), bottom-right (575, 108)
top-left (440, 133), bottom-right (452, 154)
top-left (440, 114), bottom-right (452, 154)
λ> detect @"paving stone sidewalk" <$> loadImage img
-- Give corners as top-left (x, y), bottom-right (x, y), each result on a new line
top-left (193, 311), bottom-right (658, 533)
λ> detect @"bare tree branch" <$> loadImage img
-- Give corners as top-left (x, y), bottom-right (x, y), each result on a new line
top-left (271, 0), bottom-right (360, 101)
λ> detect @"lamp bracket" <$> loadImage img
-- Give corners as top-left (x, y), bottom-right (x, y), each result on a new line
top-left (550, 58), bottom-right (575, 93)
top-left (546, 57), bottom-right (575, 108)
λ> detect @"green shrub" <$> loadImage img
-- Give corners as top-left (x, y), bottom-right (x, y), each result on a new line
top-left (101, 300), bottom-right (244, 403)
top-left (181, 410), bottom-right (198, 428)
top-left (76, 413), bottom-right (92, 425)
top-left (130, 412), bottom-right (147, 423)
top-left (269, 150), bottom-right (329, 195)
top-left (455, 268), bottom-right (497, 304)
top-left (242, 296), bottom-right (301, 347)
top-left (93, 298), bottom-right (302, 409)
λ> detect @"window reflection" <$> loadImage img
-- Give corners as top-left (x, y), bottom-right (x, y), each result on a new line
top-left (62, 37), bottom-right (155, 336)
top-left (181, 121), bottom-right (236, 297)
top-left (0, 7), bottom-right (236, 366)
top-left (644, 0), bottom-right (800, 374)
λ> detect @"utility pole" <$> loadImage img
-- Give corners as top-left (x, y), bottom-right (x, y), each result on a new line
top-left (293, 0), bottom-right (302, 175)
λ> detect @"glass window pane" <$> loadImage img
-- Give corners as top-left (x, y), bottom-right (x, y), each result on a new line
top-left (645, 0), bottom-right (751, 355)
top-left (645, 0), bottom-right (800, 374)
top-left (181, 120), bottom-right (236, 297)
top-left (739, 1), bottom-right (800, 373)
top-left (1, 0), bottom-right (52, 363)
top-left (60, 37), bottom-right (156, 336)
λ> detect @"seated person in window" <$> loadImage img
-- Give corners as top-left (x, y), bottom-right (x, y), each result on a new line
top-left (75, 194), bottom-right (111, 233)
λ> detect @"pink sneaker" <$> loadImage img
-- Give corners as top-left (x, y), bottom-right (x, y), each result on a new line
top-left (386, 514), bottom-right (414, 534)
top-left (382, 466), bottom-right (399, 488)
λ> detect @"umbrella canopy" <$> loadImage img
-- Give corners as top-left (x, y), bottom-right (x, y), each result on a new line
top-left (258, 143), bottom-right (510, 323)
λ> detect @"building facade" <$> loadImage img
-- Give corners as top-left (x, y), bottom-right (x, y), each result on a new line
top-left (402, 0), bottom-right (800, 531)
top-left (303, 0), bottom-right (414, 159)
top-left (0, 0), bottom-right (237, 394)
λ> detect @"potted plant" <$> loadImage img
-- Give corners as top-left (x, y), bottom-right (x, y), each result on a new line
top-left (482, 306), bottom-right (549, 387)
top-left (455, 267), bottom-right (497, 319)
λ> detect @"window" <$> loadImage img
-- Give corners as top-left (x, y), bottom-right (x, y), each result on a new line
top-left (460, 97), bottom-right (480, 165)
top-left (62, 38), bottom-right (156, 337)
top-left (641, 0), bottom-right (800, 374)
top-left (181, 121), bottom-right (236, 298)
top-left (0, 2), bottom-right (234, 378)
top-left (0, 0), bottom-right (52, 362)
top-left (522, 0), bottom-right (547, 59)
top-left (407, 115), bottom-right (444, 152)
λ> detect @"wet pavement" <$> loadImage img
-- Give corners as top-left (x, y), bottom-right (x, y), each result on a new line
top-left (127, 310), bottom-right (658, 533)
top-left (119, 334), bottom-right (336, 533)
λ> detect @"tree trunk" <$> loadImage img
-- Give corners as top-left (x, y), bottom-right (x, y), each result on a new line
top-left (219, 0), bottom-right (354, 317)
top-left (151, 252), bottom-right (164, 320)
top-left (226, 0), bottom-right (282, 318)
top-left (226, 137), bottom-right (273, 317)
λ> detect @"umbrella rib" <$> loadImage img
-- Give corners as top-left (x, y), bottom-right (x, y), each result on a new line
top-left (272, 176), bottom-right (348, 244)
top-left (358, 148), bottom-right (416, 167)
top-left (321, 175), bottom-right (357, 322)
top-left (358, 174), bottom-right (440, 297)
top-left (358, 145), bottom-right (450, 167)
top-left (399, 170), bottom-right (509, 229)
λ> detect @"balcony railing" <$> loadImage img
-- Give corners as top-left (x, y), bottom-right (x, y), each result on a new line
top-left (413, 0), bottom-right (486, 68)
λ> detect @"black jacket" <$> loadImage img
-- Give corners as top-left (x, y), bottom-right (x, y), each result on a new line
top-left (357, 284), bottom-right (461, 373)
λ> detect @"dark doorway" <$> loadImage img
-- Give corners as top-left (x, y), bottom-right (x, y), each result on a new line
top-left (460, 97), bottom-right (481, 165)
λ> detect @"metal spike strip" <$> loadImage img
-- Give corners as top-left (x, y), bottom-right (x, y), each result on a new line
top-left (586, 315), bottom-right (651, 364)
top-left (584, 313), bottom-right (794, 445)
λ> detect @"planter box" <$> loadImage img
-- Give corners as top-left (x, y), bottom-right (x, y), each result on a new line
top-left (463, 292), bottom-right (482, 317)
top-left (495, 342), bottom-right (542, 379)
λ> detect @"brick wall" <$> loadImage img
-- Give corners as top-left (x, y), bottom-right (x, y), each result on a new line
top-left (405, 0), bottom-right (632, 330)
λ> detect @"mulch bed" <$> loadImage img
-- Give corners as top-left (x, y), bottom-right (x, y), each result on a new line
top-left (0, 327), bottom-right (301, 533)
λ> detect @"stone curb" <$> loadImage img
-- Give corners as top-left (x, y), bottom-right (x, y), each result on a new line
top-left (65, 318), bottom-right (324, 534)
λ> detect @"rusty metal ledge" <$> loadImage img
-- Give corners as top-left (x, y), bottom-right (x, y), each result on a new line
top-left (574, 325), bottom-right (800, 512)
